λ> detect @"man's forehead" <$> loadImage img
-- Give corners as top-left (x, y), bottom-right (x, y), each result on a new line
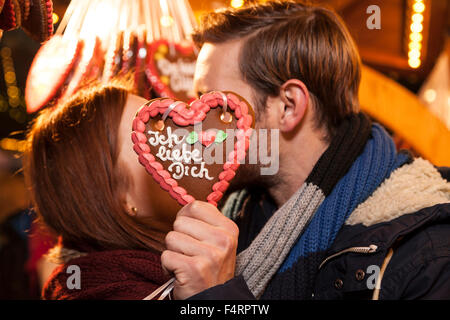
top-left (194, 41), bottom-right (242, 92)
top-left (198, 41), bottom-right (242, 64)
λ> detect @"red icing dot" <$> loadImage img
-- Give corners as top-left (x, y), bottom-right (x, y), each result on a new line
top-left (133, 144), bottom-right (143, 154)
top-left (131, 132), bottom-right (139, 144)
top-left (213, 181), bottom-right (229, 193)
top-left (219, 170), bottom-right (235, 181)
top-left (138, 143), bottom-right (150, 153)
top-left (149, 161), bottom-right (163, 171)
top-left (165, 178), bottom-right (178, 187)
top-left (158, 170), bottom-right (171, 179)
top-left (236, 149), bottom-right (247, 162)
top-left (172, 115), bottom-right (190, 126)
top-left (207, 191), bottom-right (222, 203)
top-left (239, 102), bottom-right (249, 115)
top-left (142, 153), bottom-right (155, 163)
top-left (134, 119), bottom-right (146, 132)
top-left (173, 186), bottom-right (187, 196)
top-left (224, 161), bottom-right (240, 171)
top-left (244, 115), bottom-right (253, 127)
top-left (235, 106), bottom-right (242, 119)
top-left (227, 94), bottom-right (240, 106)
top-left (227, 99), bottom-right (237, 111)
top-left (228, 150), bottom-right (237, 163)
top-left (139, 111), bottom-right (150, 123)
top-left (138, 157), bottom-right (147, 167)
top-left (135, 132), bottom-right (147, 143)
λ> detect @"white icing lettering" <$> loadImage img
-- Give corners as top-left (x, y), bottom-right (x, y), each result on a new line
top-left (149, 129), bottom-right (213, 181)
top-left (191, 162), bottom-right (214, 180)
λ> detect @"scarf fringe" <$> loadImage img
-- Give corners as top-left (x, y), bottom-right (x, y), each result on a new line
top-left (45, 245), bottom-right (87, 265)
top-left (235, 184), bottom-right (324, 298)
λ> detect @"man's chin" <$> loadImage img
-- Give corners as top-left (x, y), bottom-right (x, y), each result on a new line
top-left (226, 164), bottom-right (267, 193)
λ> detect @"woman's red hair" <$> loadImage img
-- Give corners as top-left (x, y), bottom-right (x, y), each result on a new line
top-left (23, 82), bottom-right (163, 253)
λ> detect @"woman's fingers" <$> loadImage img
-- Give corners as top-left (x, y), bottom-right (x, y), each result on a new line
top-left (162, 200), bottom-right (239, 299)
top-left (172, 215), bottom-right (228, 246)
top-left (165, 230), bottom-right (217, 258)
top-left (177, 201), bottom-right (239, 236)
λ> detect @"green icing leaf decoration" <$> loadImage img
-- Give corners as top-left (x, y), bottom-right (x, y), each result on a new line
top-left (215, 130), bottom-right (228, 144)
top-left (186, 131), bottom-right (198, 145)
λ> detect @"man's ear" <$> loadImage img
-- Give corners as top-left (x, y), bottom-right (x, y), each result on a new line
top-left (278, 79), bottom-right (309, 133)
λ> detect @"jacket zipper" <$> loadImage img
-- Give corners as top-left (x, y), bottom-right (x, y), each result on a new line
top-left (318, 244), bottom-right (378, 270)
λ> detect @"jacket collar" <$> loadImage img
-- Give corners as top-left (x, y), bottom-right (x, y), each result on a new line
top-left (320, 162), bottom-right (450, 269)
top-left (325, 201), bottom-right (450, 258)
top-left (328, 160), bottom-right (450, 253)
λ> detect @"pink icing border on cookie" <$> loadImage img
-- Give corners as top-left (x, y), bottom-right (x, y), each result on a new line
top-left (131, 91), bottom-right (253, 207)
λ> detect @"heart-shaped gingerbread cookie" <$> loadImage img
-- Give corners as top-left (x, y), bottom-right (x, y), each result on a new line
top-left (146, 39), bottom-right (197, 103)
top-left (132, 91), bottom-right (254, 207)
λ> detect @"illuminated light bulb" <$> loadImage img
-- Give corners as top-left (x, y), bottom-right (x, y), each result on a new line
top-left (0, 137), bottom-right (26, 152)
top-left (413, 2), bottom-right (425, 13)
top-left (0, 138), bottom-right (9, 150)
top-left (231, 0), bottom-right (244, 9)
top-left (412, 13), bottom-right (423, 23)
top-left (408, 58), bottom-right (421, 68)
top-left (8, 98), bottom-right (20, 108)
top-left (410, 32), bottom-right (423, 42)
top-left (408, 41), bottom-right (422, 51)
top-left (424, 89), bottom-right (437, 103)
top-left (138, 48), bottom-right (147, 59)
top-left (0, 47), bottom-right (11, 57)
top-left (52, 13), bottom-right (59, 24)
top-left (4, 71), bottom-right (16, 84)
top-left (2, 59), bottom-right (13, 68)
top-left (410, 22), bottom-right (423, 33)
top-left (408, 49), bottom-right (421, 59)
top-left (7, 86), bottom-right (19, 98)
top-left (160, 15), bottom-right (174, 27)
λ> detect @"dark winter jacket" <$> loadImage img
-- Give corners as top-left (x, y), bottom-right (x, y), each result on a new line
top-left (190, 167), bottom-right (450, 300)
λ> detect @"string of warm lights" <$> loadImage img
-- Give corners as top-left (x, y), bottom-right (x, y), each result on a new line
top-left (230, 0), bottom-right (245, 9)
top-left (0, 137), bottom-right (26, 153)
top-left (0, 47), bottom-right (27, 124)
top-left (407, 0), bottom-right (426, 69)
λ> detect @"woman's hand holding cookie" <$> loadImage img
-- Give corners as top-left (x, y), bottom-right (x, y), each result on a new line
top-left (161, 200), bottom-right (239, 300)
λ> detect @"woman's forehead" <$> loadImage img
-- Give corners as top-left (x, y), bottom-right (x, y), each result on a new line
top-left (118, 94), bottom-right (148, 145)
top-left (127, 94), bottom-right (148, 110)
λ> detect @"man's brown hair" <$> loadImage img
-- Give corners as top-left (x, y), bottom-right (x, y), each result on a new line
top-left (23, 83), bottom-right (164, 253)
top-left (192, 0), bottom-right (362, 138)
